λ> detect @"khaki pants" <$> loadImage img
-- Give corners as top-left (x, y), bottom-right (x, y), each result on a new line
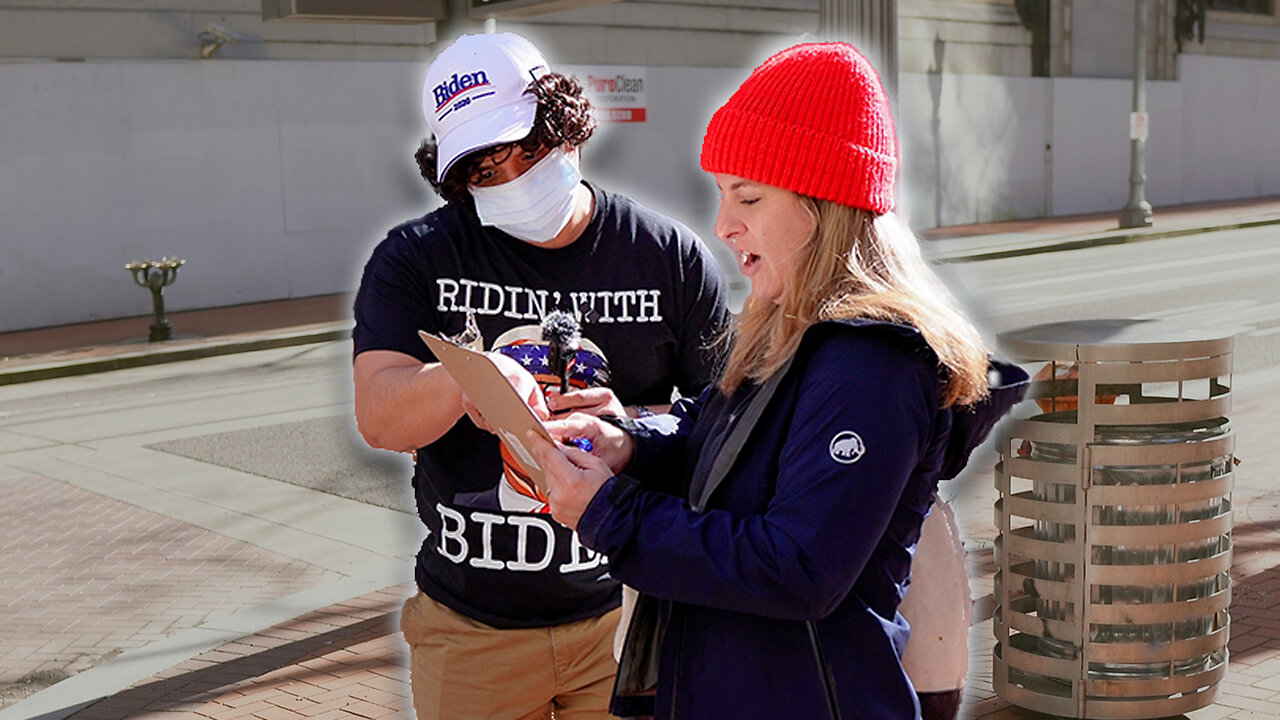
top-left (400, 592), bottom-right (620, 720)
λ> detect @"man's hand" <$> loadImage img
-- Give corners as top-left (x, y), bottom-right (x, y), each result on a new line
top-left (546, 387), bottom-right (627, 418)
top-left (461, 352), bottom-right (550, 432)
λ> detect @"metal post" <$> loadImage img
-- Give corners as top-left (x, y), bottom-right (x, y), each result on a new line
top-left (818, 0), bottom-right (898, 101)
top-left (1120, 0), bottom-right (1154, 229)
top-left (126, 258), bottom-right (186, 342)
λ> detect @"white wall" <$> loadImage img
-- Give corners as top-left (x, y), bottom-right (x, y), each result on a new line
top-left (1046, 77), bottom-right (1184, 215)
top-left (2, 53), bottom-right (1278, 333)
top-left (897, 53), bottom-right (1276, 228)
top-left (898, 72), bottom-right (1051, 227)
top-left (1180, 54), bottom-right (1280, 201)
top-left (0, 59), bottom-right (751, 333)
top-left (0, 59), bottom-right (430, 332)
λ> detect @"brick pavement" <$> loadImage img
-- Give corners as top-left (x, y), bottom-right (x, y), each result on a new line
top-left (0, 474), bottom-right (346, 710)
top-left (64, 585), bottom-right (414, 720)
top-left (58, 584), bottom-right (414, 717)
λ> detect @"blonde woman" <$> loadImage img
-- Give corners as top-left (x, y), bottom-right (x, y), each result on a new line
top-left (527, 43), bottom-right (1028, 719)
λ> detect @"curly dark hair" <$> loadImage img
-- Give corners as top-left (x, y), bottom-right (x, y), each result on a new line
top-left (415, 72), bottom-right (597, 204)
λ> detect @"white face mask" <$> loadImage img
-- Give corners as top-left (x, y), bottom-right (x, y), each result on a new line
top-left (470, 147), bottom-right (583, 244)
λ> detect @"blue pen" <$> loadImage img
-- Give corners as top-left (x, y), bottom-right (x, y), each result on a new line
top-left (566, 437), bottom-right (594, 453)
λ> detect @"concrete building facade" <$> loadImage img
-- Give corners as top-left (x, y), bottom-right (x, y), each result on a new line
top-left (1, 0), bottom-right (1277, 331)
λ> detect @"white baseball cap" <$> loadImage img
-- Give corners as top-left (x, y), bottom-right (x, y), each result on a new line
top-left (423, 33), bottom-right (551, 182)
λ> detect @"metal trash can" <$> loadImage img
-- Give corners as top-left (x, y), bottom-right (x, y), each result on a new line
top-left (992, 319), bottom-right (1234, 719)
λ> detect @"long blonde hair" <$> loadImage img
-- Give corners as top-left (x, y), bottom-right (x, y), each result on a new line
top-left (718, 197), bottom-right (990, 408)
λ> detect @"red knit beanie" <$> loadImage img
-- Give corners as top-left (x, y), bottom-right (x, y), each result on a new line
top-left (701, 42), bottom-right (898, 214)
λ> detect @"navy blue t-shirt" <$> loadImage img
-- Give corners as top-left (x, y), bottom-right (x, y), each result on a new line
top-left (352, 183), bottom-right (729, 628)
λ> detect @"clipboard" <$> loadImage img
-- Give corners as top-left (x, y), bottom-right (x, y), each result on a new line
top-left (419, 330), bottom-right (554, 494)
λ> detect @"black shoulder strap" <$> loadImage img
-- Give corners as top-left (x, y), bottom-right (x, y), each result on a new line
top-left (613, 358), bottom-right (794, 707)
top-left (685, 355), bottom-right (842, 720)
top-left (691, 355), bottom-right (795, 513)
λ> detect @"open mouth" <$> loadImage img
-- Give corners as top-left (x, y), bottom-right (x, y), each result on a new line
top-left (740, 251), bottom-right (759, 269)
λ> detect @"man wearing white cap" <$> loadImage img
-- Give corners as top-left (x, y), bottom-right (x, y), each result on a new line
top-left (351, 33), bottom-right (728, 719)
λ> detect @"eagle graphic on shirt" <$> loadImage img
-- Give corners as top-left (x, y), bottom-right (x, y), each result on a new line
top-left (452, 324), bottom-right (612, 513)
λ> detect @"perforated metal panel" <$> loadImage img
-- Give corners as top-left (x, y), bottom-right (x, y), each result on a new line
top-left (993, 319), bottom-right (1234, 719)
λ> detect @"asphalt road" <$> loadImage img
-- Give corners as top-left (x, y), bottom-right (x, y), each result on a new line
top-left (938, 223), bottom-right (1280, 372)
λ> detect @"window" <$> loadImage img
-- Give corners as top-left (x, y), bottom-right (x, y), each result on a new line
top-left (1208, 0), bottom-right (1273, 13)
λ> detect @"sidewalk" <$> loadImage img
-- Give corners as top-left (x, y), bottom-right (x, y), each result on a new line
top-left (919, 194), bottom-right (1280, 264)
top-left (0, 295), bottom-right (353, 387)
top-left (3, 196), bottom-right (1280, 720)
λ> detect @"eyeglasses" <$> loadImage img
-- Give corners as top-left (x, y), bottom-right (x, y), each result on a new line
top-left (465, 143), bottom-right (517, 184)
top-left (463, 139), bottom-right (543, 185)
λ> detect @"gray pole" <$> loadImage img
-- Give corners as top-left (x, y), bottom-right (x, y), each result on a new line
top-left (437, 0), bottom-right (487, 47)
top-left (818, 0), bottom-right (898, 101)
top-left (1119, 0), bottom-right (1154, 228)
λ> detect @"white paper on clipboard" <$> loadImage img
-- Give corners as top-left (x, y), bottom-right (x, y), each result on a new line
top-left (418, 330), bottom-right (554, 494)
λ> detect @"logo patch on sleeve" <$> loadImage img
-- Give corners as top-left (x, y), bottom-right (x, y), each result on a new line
top-left (829, 430), bottom-right (866, 464)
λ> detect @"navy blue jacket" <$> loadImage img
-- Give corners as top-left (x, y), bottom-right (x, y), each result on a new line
top-left (577, 320), bottom-right (1029, 719)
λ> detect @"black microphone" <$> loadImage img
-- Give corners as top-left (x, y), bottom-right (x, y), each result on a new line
top-left (541, 311), bottom-right (580, 395)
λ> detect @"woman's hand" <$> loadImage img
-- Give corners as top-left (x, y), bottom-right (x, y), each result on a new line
top-left (526, 430), bottom-right (615, 531)
top-left (461, 352), bottom-right (550, 433)
top-left (545, 387), bottom-right (627, 418)
top-left (543, 413), bottom-right (635, 474)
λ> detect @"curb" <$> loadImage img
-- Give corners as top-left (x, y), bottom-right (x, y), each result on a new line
top-left (0, 325), bottom-right (351, 387)
top-left (932, 214), bottom-right (1280, 264)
